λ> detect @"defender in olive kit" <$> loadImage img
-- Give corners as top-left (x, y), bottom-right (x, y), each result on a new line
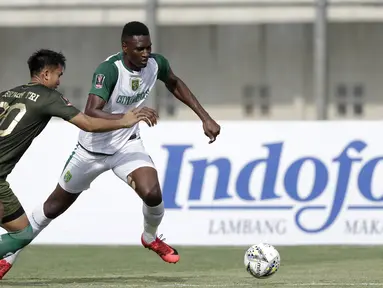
top-left (0, 49), bottom-right (158, 259)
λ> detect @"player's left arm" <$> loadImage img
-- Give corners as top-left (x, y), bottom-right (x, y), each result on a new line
top-left (154, 53), bottom-right (221, 143)
top-left (165, 69), bottom-right (209, 121)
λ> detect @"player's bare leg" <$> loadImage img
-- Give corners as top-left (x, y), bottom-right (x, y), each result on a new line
top-left (1, 214), bottom-right (29, 232)
top-left (0, 180), bottom-right (34, 269)
top-left (0, 184), bottom-right (80, 279)
top-left (0, 213), bottom-right (32, 279)
top-left (42, 184), bottom-right (80, 219)
top-left (0, 191), bottom-right (32, 279)
top-left (128, 167), bottom-right (180, 264)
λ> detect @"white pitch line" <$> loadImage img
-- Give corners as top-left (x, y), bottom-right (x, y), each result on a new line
top-left (157, 285), bottom-right (251, 287)
top-left (289, 284), bottom-right (383, 287)
top-left (61, 283), bottom-right (383, 288)
top-left (154, 283), bottom-right (383, 287)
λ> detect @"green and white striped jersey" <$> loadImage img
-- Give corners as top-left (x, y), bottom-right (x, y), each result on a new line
top-left (78, 52), bottom-right (170, 154)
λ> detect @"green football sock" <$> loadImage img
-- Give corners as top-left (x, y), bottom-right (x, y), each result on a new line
top-left (0, 224), bottom-right (33, 259)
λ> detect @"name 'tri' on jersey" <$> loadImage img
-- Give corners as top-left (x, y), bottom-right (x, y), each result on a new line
top-left (0, 84), bottom-right (79, 179)
top-left (78, 52), bottom-right (170, 155)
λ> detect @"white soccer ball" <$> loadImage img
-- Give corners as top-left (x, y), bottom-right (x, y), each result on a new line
top-left (244, 243), bottom-right (281, 279)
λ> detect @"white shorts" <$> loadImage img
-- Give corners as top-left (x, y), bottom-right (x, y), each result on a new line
top-left (59, 138), bottom-right (155, 194)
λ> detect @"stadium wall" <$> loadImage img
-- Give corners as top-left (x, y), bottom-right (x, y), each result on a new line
top-left (0, 0), bottom-right (382, 25)
top-left (1, 24), bottom-right (383, 120)
top-left (3, 119), bottom-right (383, 246)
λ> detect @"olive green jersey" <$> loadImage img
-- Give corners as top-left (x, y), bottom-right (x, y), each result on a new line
top-left (0, 83), bottom-right (80, 178)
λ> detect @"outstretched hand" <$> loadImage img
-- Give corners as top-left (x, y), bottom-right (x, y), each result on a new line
top-left (122, 106), bottom-right (159, 128)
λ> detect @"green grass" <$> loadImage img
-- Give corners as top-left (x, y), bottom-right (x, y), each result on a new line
top-left (1, 245), bottom-right (383, 288)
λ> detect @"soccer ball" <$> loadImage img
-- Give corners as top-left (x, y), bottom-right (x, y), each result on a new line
top-left (244, 243), bottom-right (281, 279)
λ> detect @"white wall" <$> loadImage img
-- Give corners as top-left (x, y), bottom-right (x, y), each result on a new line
top-left (0, 0), bottom-right (382, 25)
top-left (0, 23), bottom-right (382, 120)
top-left (4, 120), bottom-right (383, 245)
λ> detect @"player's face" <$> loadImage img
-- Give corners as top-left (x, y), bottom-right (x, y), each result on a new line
top-left (43, 65), bottom-right (64, 90)
top-left (122, 35), bottom-right (152, 69)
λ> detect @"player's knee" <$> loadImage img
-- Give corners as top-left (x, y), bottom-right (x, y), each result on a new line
top-left (43, 199), bottom-right (63, 219)
top-left (43, 186), bottom-right (79, 219)
top-left (140, 183), bottom-right (162, 207)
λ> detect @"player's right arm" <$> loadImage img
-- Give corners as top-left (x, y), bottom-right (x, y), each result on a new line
top-left (44, 91), bottom-right (158, 132)
top-left (69, 108), bottom-right (157, 132)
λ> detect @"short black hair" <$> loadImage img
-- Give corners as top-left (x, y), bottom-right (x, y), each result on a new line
top-left (121, 21), bottom-right (150, 43)
top-left (27, 49), bottom-right (66, 77)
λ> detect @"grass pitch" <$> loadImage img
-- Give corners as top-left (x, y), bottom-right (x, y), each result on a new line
top-left (1, 245), bottom-right (383, 288)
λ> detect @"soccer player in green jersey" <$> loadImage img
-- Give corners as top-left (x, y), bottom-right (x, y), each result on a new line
top-left (0, 22), bottom-right (220, 278)
top-left (0, 49), bottom-right (158, 262)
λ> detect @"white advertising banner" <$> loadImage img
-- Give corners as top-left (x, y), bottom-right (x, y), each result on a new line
top-left (3, 120), bottom-right (383, 246)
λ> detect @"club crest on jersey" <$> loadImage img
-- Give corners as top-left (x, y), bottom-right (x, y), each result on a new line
top-left (64, 170), bottom-right (72, 183)
top-left (95, 74), bottom-right (105, 89)
top-left (131, 78), bottom-right (140, 91)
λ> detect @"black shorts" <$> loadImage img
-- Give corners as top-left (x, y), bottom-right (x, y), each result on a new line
top-left (0, 179), bottom-right (25, 224)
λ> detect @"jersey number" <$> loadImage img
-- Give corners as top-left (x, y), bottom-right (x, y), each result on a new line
top-left (0, 102), bottom-right (27, 137)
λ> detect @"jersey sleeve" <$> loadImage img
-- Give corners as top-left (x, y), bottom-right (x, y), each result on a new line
top-left (44, 90), bottom-right (80, 121)
top-left (89, 61), bottom-right (118, 102)
top-left (151, 53), bottom-right (171, 83)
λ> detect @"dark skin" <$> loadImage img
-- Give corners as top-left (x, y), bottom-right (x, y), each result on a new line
top-left (43, 34), bottom-right (221, 220)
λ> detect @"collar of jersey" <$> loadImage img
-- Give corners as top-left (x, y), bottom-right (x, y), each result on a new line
top-left (119, 52), bottom-right (141, 74)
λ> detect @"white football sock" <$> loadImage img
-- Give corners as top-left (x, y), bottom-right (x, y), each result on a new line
top-left (29, 202), bottom-right (52, 237)
top-left (4, 202), bottom-right (52, 265)
top-left (142, 201), bottom-right (164, 244)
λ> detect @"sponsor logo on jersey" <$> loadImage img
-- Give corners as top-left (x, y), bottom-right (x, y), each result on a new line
top-left (95, 74), bottom-right (105, 89)
top-left (116, 89), bottom-right (150, 106)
